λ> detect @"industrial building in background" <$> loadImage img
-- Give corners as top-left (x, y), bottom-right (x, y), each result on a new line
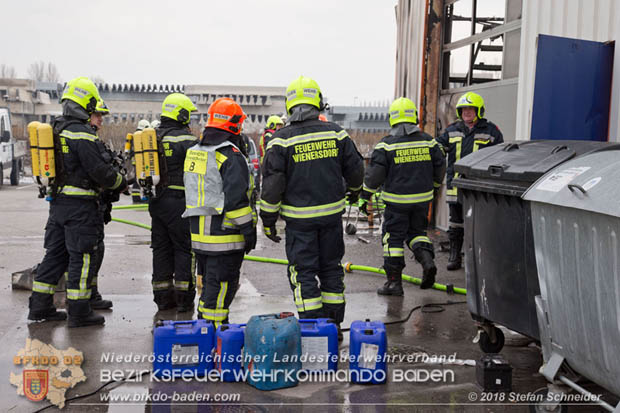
top-left (326, 105), bottom-right (390, 133)
top-left (396, 0), bottom-right (620, 228)
top-left (0, 80), bottom-right (287, 135)
top-left (0, 78), bottom-right (393, 136)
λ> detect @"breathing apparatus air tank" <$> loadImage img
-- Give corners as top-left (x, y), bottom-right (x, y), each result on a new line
top-left (124, 133), bottom-right (133, 155)
top-left (141, 127), bottom-right (160, 197)
top-left (133, 130), bottom-right (145, 199)
top-left (37, 123), bottom-right (56, 188)
top-left (28, 122), bottom-right (46, 198)
top-left (27, 121), bottom-right (41, 178)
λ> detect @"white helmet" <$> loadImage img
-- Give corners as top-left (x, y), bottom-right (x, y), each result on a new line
top-left (137, 119), bottom-right (150, 131)
top-left (150, 119), bottom-right (161, 129)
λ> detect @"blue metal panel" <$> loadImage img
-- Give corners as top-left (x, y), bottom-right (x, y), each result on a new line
top-left (531, 35), bottom-right (614, 141)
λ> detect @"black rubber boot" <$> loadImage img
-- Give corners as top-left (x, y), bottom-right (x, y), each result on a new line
top-left (154, 290), bottom-right (177, 311)
top-left (447, 230), bottom-right (464, 271)
top-left (415, 249), bottom-right (437, 290)
top-left (176, 291), bottom-right (195, 313)
top-left (28, 295), bottom-right (67, 322)
top-left (90, 286), bottom-right (113, 310)
top-left (377, 269), bottom-right (404, 296)
top-left (337, 324), bottom-right (344, 342)
top-left (68, 300), bottom-right (105, 328)
top-left (177, 302), bottom-right (194, 313)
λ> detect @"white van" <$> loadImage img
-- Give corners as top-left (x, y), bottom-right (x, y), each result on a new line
top-left (0, 107), bottom-right (26, 187)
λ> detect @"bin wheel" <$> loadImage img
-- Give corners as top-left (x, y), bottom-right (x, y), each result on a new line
top-left (478, 327), bottom-right (505, 353)
top-left (529, 388), bottom-right (568, 413)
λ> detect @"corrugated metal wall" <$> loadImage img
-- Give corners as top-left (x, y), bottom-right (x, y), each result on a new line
top-left (516, 0), bottom-right (620, 141)
top-left (394, 0), bottom-right (427, 102)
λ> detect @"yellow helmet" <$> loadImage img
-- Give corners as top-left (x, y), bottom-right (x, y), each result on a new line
top-left (456, 92), bottom-right (485, 119)
top-left (265, 115), bottom-right (284, 129)
top-left (161, 93), bottom-right (197, 124)
top-left (388, 97), bottom-right (418, 127)
top-left (94, 99), bottom-right (110, 116)
top-left (61, 77), bottom-right (101, 114)
top-left (285, 76), bottom-right (322, 113)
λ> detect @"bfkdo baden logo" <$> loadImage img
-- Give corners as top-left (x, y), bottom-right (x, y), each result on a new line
top-left (10, 338), bottom-right (86, 408)
top-left (23, 369), bottom-right (48, 402)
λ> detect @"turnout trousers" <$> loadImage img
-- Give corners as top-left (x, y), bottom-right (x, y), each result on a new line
top-left (284, 218), bottom-right (346, 323)
top-left (448, 201), bottom-right (464, 240)
top-left (196, 251), bottom-right (244, 327)
top-left (149, 190), bottom-right (195, 308)
top-left (382, 203), bottom-right (434, 273)
top-left (29, 197), bottom-right (103, 317)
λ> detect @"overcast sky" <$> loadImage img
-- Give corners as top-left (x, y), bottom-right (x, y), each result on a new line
top-left (2, 0), bottom-right (399, 105)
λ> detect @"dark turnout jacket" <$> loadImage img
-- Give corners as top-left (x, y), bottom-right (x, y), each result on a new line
top-left (362, 126), bottom-right (445, 208)
top-left (52, 116), bottom-right (124, 199)
top-left (436, 118), bottom-right (503, 199)
top-left (156, 118), bottom-right (198, 192)
top-left (260, 113), bottom-right (364, 226)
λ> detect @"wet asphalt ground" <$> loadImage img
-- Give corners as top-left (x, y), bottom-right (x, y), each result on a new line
top-left (0, 181), bottom-right (617, 412)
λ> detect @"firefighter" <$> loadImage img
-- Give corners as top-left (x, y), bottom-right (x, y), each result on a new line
top-left (437, 92), bottom-right (503, 270)
top-left (258, 115), bottom-right (284, 164)
top-left (149, 93), bottom-right (198, 312)
top-left (28, 77), bottom-right (126, 327)
top-left (88, 100), bottom-right (115, 310)
top-left (129, 119), bottom-right (151, 203)
top-left (260, 76), bottom-right (364, 334)
top-left (361, 97), bottom-right (446, 294)
top-left (182, 97), bottom-right (255, 327)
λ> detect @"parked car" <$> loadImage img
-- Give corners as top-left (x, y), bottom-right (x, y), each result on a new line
top-left (242, 134), bottom-right (261, 193)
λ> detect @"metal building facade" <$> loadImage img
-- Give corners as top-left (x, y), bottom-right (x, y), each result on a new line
top-left (394, 0), bottom-right (427, 104)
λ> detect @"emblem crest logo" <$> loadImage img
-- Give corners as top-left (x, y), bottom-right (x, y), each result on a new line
top-left (23, 370), bottom-right (48, 402)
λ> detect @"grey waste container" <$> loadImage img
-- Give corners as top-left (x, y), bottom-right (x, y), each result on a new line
top-left (523, 148), bottom-right (620, 409)
top-left (453, 140), bottom-right (617, 353)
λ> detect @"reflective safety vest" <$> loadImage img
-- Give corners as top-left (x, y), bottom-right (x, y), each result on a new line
top-left (182, 141), bottom-right (235, 218)
top-left (183, 141), bottom-right (253, 254)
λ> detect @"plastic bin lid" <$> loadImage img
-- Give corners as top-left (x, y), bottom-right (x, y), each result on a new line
top-left (454, 140), bottom-right (616, 183)
top-left (523, 149), bottom-right (620, 217)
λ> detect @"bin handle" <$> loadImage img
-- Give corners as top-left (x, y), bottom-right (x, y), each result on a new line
top-left (488, 164), bottom-right (507, 177)
top-left (567, 183), bottom-right (587, 194)
top-left (551, 145), bottom-right (569, 154)
top-left (502, 143), bottom-right (519, 151)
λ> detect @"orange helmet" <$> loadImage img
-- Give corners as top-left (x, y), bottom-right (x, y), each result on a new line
top-left (318, 114), bottom-right (328, 122)
top-left (206, 98), bottom-right (247, 135)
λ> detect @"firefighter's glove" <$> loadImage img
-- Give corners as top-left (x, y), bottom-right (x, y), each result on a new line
top-left (346, 189), bottom-right (360, 205)
top-left (103, 205), bottom-right (112, 225)
top-left (264, 225), bottom-right (281, 243)
top-left (244, 228), bottom-right (257, 253)
top-left (359, 198), bottom-right (369, 216)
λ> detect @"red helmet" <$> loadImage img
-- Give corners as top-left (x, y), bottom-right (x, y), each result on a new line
top-left (206, 98), bottom-right (246, 135)
top-left (318, 114), bottom-right (328, 122)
